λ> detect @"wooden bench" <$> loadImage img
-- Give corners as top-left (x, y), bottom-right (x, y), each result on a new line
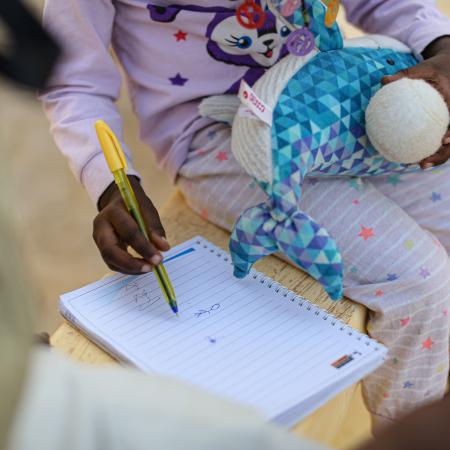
top-left (51, 191), bottom-right (371, 449)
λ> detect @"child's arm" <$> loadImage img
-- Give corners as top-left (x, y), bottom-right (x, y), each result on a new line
top-left (40, 0), bottom-right (168, 274)
top-left (342, 0), bottom-right (450, 168)
top-left (341, 0), bottom-right (449, 56)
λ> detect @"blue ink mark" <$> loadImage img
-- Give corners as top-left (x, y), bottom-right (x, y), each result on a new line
top-left (97, 275), bottom-right (140, 299)
top-left (194, 303), bottom-right (221, 318)
top-left (164, 247), bottom-right (195, 264)
top-left (207, 336), bottom-right (217, 344)
top-left (133, 290), bottom-right (160, 311)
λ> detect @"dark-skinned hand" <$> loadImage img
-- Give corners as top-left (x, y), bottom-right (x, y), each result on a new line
top-left (382, 35), bottom-right (450, 169)
top-left (93, 176), bottom-right (170, 274)
top-left (359, 394), bottom-right (450, 450)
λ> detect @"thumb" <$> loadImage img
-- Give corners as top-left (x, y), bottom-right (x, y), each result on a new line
top-left (381, 71), bottom-right (406, 86)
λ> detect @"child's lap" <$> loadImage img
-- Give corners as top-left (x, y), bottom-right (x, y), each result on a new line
top-left (178, 123), bottom-right (450, 289)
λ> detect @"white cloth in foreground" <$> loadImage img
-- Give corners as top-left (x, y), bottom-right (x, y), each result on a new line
top-left (7, 349), bottom-right (327, 450)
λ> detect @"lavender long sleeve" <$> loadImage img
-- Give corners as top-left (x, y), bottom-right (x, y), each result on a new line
top-left (342, 0), bottom-right (450, 56)
top-left (40, 1), bottom-right (450, 205)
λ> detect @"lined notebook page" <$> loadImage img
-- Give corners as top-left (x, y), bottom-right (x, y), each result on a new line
top-left (60, 237), bottom-right (386, 424)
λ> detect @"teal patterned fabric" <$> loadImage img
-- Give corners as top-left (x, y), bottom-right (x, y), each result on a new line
top-left (229, 1), bottom-right (420, 300)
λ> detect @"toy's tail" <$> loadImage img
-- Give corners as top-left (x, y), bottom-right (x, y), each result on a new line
top-left (230, 203), bottom-right (344, 301)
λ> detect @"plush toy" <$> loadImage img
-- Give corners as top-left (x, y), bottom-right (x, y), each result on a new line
top-left (200, 0), bottom-right (449, 300)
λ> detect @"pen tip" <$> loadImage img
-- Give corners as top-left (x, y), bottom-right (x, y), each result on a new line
top-left (171, 304), bottom-right (179, 315)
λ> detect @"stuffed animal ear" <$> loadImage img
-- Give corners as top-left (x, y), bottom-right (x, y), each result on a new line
top-left (303, 0), bottom-right (343, 51)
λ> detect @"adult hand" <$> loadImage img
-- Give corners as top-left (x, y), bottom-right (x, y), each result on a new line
top-left (93, 176), bottom-right (170, 274)
top-left (359, 395), bottom-right (450, 450)
top-left (382, 36), bottom-right (450, 169)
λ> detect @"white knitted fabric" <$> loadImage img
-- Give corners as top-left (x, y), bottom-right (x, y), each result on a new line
top-left (199, 95), bottom-right (241, 126)
top-left (231, 50), bottom-right (318, 183)
top-left (366, 78), bottom-right (449, 164)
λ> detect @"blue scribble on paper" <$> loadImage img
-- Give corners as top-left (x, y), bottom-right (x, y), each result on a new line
top-left (194, 303), bottom-right (221, 318)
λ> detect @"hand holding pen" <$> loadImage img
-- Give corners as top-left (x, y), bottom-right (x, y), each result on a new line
top-left (95, 174), bottom-right (169, 274)
top-left (94, 120), bottom-right (177, 314)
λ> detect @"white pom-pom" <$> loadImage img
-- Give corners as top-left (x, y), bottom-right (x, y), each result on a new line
top-left (366, 78), bottom-right (449, 164)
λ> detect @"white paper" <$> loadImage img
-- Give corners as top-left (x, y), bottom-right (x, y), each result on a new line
top-left (60, 237), bottom-right (386, 425)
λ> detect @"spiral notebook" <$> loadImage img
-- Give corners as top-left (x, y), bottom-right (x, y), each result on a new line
top-left (60, 236), bottom-right (387, 426)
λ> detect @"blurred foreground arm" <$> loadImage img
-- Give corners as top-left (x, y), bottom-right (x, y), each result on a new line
top-left (7, 349), bottom-right (321, 450)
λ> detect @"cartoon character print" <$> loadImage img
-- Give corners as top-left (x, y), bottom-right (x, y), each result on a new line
top-left (206, 6), bottom-right (291, 69)
top-left (147, 1), bottom-right (291, 92)
top-left (207, 4), bottom-right (291, 91)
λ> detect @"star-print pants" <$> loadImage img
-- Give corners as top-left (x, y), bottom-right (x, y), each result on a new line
top-left (177, 122), bottom-right (450, 428)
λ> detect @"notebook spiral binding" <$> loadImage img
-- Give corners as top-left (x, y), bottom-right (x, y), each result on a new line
top-left (196, 237), bottom-right (380, 351)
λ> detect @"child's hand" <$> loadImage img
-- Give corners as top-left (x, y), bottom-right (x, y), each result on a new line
top-left (382, 36), bottom-right (450, 169)
top-left (93, 176), bottom-right (170, 274)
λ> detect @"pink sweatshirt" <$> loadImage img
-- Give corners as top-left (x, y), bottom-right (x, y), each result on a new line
top-left (40, 1), bottom-right (450, 205)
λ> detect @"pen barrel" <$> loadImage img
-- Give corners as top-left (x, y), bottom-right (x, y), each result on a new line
top-left (97, 121), bottom-right (177, 313)
top-left (113, 170), bottom-right (150, 241)
top-left (113, 170), bottom-right (177, 306)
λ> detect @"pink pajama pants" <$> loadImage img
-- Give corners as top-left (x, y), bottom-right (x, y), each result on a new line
top-left (177, 122), bottom-right (450, 426)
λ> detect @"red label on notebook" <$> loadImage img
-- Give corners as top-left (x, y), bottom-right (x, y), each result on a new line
top-left (331, 355), bottom-right (354, 369)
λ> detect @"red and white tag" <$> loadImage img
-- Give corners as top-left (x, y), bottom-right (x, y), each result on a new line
top-left (238, 80), bottom-right (273, 126)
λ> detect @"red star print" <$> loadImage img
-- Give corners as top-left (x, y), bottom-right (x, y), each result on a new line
top-left (400, 317), bottom-right (410, 327)
top-left (174, 30), bottom-right (187, 41)
top-left (352, 199), bottom-right (360, 205)
top-left (216, 151), bottom-right (228, 162)
top-left (375, 289), bottom-right (384, 297)
top-left (200, 208), bottom-right (209, 220)
top-left (383, 391), bottom-right (390, 398)
top-left (422, 337), bottom-right (434, 350)
top-left (443, 309), bottom-right (448, 317)
top-left (358, 226), bottom-right (375, 241)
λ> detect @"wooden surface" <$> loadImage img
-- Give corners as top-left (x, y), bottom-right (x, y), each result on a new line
top-left (51, 191), bottom-right (371, 449)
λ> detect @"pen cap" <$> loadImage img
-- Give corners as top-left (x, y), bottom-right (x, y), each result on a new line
top-left (95, 120), bottom-right (128, 172)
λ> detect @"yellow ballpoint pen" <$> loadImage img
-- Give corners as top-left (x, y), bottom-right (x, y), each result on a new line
top-left (95, 120), bottom-right (178, 315)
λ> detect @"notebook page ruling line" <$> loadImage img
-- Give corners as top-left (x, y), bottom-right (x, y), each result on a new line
top-left (272, 348), bottom-right (387, 426)
top-left (59, 237), bottom-right (203, 304)
top-left (86, 254), bottom-right (214, 324)
top-left (209, 308), bottom-right (381, 398)
top-left (227, 332), bottom-right (387, 418)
